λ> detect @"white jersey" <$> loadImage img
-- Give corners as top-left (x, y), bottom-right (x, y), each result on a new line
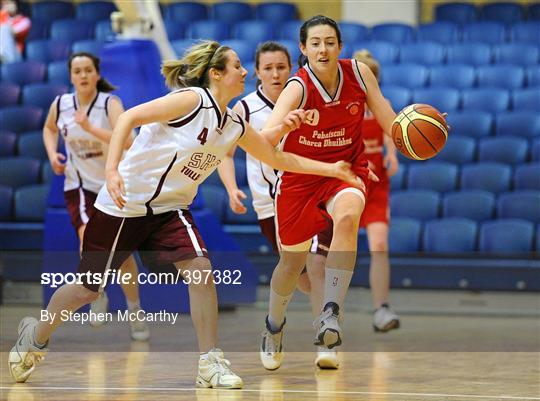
top-left (95, 87), bottom-right (246, 218)
top-left (57, 92), bottom-right (113, 193)
top-left (237, 86), bottom-right (278, 220)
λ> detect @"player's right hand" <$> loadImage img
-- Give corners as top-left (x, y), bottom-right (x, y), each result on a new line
top-left (50, 153), bottom-right (66, 175)
top-left (282, 109), bottom-right (306, 132)
top-left (228, 188), bottom-right (247, 214)
top-left (106, 169), bottom-right (126, 209)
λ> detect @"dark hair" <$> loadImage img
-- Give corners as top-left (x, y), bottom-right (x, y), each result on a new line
top-left (298, 15), bottom-right (342, 68)
top-left (68, 52), bottom-right (117, 92)
top-left (254, 41), bottom-right (291, 87)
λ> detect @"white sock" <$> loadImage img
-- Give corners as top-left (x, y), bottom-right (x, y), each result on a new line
top-left (268, 287), bottom-right (293, 332)
top-left (127, 299), bottom-right (140, 311)
top-left (323, 267), bottom-right (353, 312)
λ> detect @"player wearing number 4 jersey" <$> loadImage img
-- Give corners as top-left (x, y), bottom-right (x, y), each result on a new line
top-left (10, 40), bottom-right (363, 389)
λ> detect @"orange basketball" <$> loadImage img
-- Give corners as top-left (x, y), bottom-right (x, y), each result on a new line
top-left (391, 104), bottom-right (449, 160)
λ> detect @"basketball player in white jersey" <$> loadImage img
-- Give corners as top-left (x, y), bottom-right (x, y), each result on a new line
top-left (42, 52), bottom-right (149, 341)
top-left (10, 40), bottom-right (364, 389)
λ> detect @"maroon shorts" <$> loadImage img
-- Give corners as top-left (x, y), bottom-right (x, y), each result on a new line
top-left (77, 209), bottom-right (209, 292)
top-left (64, 188), bottom-right (98, 230)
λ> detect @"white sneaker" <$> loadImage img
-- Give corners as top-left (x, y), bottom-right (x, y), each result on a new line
top-left (196, 348), bottom-right (243, 389)
top-left (259, 316), bottom-right (285, 370)
top-left (9, 317), bottom-right (49, 383)
top-left (129, 309), bottom-right (150, 341)
top-left (314, 302), bottom-right (342, 349)
top-left (315, 346), bottom-right (339, 369)
top-left (373, 304), bottom-right (400, 333)
top-left (89, 291), bottom-right (108, 327)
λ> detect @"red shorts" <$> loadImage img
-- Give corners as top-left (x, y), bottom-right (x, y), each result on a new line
top-left (64, 188), bottom-right (98, 230)
top-left (78, 209), bottom-right (208, 292)
top-left (359, 178), bottom-right (390, 227)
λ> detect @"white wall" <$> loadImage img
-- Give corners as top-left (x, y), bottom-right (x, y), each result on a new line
top-left (341, 0), bottom-right (419, 26)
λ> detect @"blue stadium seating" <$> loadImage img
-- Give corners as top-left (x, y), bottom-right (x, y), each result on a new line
top-left (354, 41), bottom-right (399, 64)
top-left (371, 23), bottom-right (415, 43)
top-left (255, 3), bottom-right (297, 23)
top-left (462, 22), bottom-right (507, 45)
top-left (47, 61), bottom-right (70, 86)
top-left (94, 20), bottom-right (115, 41)
top-left (480, 219), bottom-right (534, 253)
top-left (388, 217), bottom-right (422, 252)
top-left (233, 20), bottom-right (275, 42)
top-left (233, 159), bottom-right (248, 187)
top-left (460, 162), bottom-right (512, 193)
top-left (276, 40), bottom-right (300, 65)
top-left (443, 190), bottom-right (495, 221)
top-left (187, 20), bottom-right (230, 41)
top-left (478, 137), bottom-right (528, 165)
top-left (537, 224), bottom-right (540, 252)
top-left (170, 39), bottom-right (200, 58)
top-left (27, 21), bottom-right (49, 41)
top-left (407, 162), bottom-right (458, 192)
top-left (0, 82), bottom-right (20, 108)
top-left (165, 2), bottom-right (208, 23)
top-left (446, 111), bottom-right (493, 138)
top-left (436, 135), bottom-right (476, 165)
top-left (399, 42), bottom-right (445, 65)
top-left (32, 1), bottom-right (75, 22)
top-left (221, 40), bottom-right (257, 63)
top-left (26, 39), bottom-right (70, 63)
top-left (22, 83), bottom-right (68, 110)
top-left (423, 218), bottom-right (478, 252)
top-left (497, 191), bottom-right (540, 223)
top-left (417, 22), bottom-right (460, 43)
top-left (0, 157), bottom-right (41, 188)
top-left (514, 163), bottom-right (540, 191)
top-left (223, 186), bottom-right (257, 224)
top-left (477, 65), bottom-right (525, 90)
top-left (0, 106), bottom-right (43, 133)
top-left (0, 131), bottom-right (17, 157)
top-left (495, 112), bottom-right (540, 138)
top-left (446, 43), bottom-right (492, 66)
top-left (412, 88), bottom-right (460, 112)
top-left (41, 162), bottom-right (54, 184)
top-left (75, 1), bottom-right (116, 22)
top-left (382, 64), bottom-right (428, 88)
top-left (462, 89), bottom-right (510, 113)
top-left (14, 184), bottom-right (49, 222)
top-left (429, 64), bottom-right (475, 89)
top-left (390, 164), bottom-right (406, 190)
top-left (50, 19), bottom-right (94, 45)
top-left (494, 44), bottom-right (539, 66)
top-left (0, 185), bottom-right (13, 221)
top-left (510, 22), bottom-right (540, 43)
top-left (164, 20), bottom-right (186, 41)
top-left (533, 139), bottom-right (540, 161)
top-left (435, 3), bottom-right (478, 25)
top-left (278, 20), bottom-right (302, 41)
top-left (339, 22), bottom-right (370, 43)
top-left (72, 40), bottom-right (105, 55)
top-left (512, 89), bottom-right (540, 112)
top-left (526, 65), bottom-right (540, 87)
top-left (530, 4), bottom-right (540, 20)
top-left (482, 2), bottom-right (524, 25)
top-left (1, 61), bottom-right (46, 86)
top-left (380, 86), bottom-right (411, 113)
top-left (211, 2), bottom-right (252, 25)
top-left (390, 190), bottom-right (440, 220)
top-left (17, 132), bottom-right (47, 160)
top-left (199, 185), bottom-right (227, 220)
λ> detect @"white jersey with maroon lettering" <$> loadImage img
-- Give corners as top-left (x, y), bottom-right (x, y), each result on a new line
top-left (57, 92), bottom-right (112, 193)
top-left (237, 86), bottom-right (278, 220)
top-left (95, 87), bottom-right (246, 218)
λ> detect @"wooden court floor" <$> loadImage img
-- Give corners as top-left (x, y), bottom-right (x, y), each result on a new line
top-left (0, 305), bottom-right (538, 401)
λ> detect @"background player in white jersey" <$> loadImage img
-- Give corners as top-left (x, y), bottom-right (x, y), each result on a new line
top-left (10, 40), bottom-right (363, 389)
top-left (42, 52), bottom-right (149, 341)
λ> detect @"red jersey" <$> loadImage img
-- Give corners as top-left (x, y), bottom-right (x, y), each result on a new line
top-left (361, 108), bottom-right (387, 180)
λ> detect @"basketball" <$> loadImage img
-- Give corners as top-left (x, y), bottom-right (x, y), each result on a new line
top-left (391, 104), bottom-right (449, 160)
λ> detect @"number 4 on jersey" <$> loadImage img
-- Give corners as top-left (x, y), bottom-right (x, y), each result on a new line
top-left (197, 128), bottom-right (208, 145)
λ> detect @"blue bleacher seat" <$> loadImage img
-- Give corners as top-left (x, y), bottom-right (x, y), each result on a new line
top-left (462, 22), bottom-right (507, 45)
top-left (443, 190), bottom-right (495, 221)
top-left (233, 20), bottom-right (275, 43)
top-left (255, 3), bottom-right (297, 23)
top-left (412, 88), bottom-right (459, 112)
top-left (50, 19), bottom-right (94, 45)
top-left (495, 112), bottom-right (540, 138)
top-left (0, 131), bottom-right (17, 157)
top-left (26, 39), bottom-right (70, 63)
top-left (494, 44), bottom-right (539, 67)
top-left (388, 217), bottom-right (421, 252)
top-left (0, 82), bottom-right (20, 108)
top-left (22, 83), bottom-right (68, 111)
top-left (199, 185), bottom-right (227, 221)
top-left (371, 23), bottom-right (415, 43)
top-left (407, 162), bottom-right (458, 192)
top-left (0, 106), bottom-right (43, 133)
top-left (477, 65), bottom-right (525, 90)
top-left (382, 64), bottom-right (428, 88)
top-left (446, 43), bottom-right (492, 66)
top-left (170, 39), bottom-right (200, 58)
top-left (512, 89), bottom-right (540, 112)
top-left (417, 22), bottom-right (459, 43)
top-left (446, 111), bottom-right (493, 138)
top-left (497, 191), bottom-right (540, 223)
top-left (423, 218), bottom-right (478, 252)
top-left (165, 2), bottom-right (208, 23)
top-left (47, 61), bottom-right (69, 86)
top-left (94, 20), bottom-right (115, 41)
top-left (223, 186), bottom-right (257, 224)
top-left (429, 64), bottom-right (475, 89)
top-left (526, 65), bottom-right (540, 87)
top-left (41, 161), bottom-right (54, 184)
top-left (0, 185), bottom-right (13, 221)
top-left (276, 40), bottom-right (300, 65)
top-left (399, 42), bottom-right (445, 65)
top-left (164, 20), bottom-right (186, 41)
top-left (32, 1), bottom-right (74, 22)
top-left (1, 61), bottom-right (46, 86)
top-left (480, 219), bottom-right (534, 253)
top-left (462, 89), bottom-right (510, 113)
top-left (76, 1), bottom-right (117, 22)
top-left (14, 184), bottom-right (49, 222)
top-left (339, 22), bottom-right (370, 43)
top-left (0, 157), bottom-right (41, 188)
top-left (221, 40), bottom-right (256, 63)
top-left (435, 3), bottom-right (477, 25)
top-left (380, 86), bottom-right (411, 113)
top-left (530, 4), bottom-right (540, 20)
top-left (478, 137), bottom-right (528, 165)
top-left (390, 190), bottom-right (440, 220)
top-left (537, 224), bottom-right (540, 252)
top-left (533, 139), bottom-right (540, 162)
top-left (233, 159), bottom-right (248, 187)
top-left (212, 2), bottom-right (252, 25)
top-left (460, 162), bottom-right (512, 193)
top-left (482, 2), bottom-right (524, 25)
top-left (278, 20), bottom-right (302, 41)
top-left (17, 132), bottom-right (47, 160)
top-left (72, 40), bottom-right (105, 55)
top-left (27, 21), bottom-right (49, 41)
top-left (514, 163), bottom-right (540, 191)
top-left (187, 20), bottom-right (230, 41)
top-left (436, 135), bottom-right (475, 165)
top-left (510, 22), bottom-right (540, 43)
top-left (390, 164), bottom-right (406, 190)
top-left (354, 41), bottom-right (399, 64)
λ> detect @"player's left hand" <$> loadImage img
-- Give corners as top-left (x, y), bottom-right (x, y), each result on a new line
top-left (228, 188), bottom-right (247, 214)
top-left (74, 110), bottom-right (92, 132)
top-left (384, 152), bottom-right (399, 177)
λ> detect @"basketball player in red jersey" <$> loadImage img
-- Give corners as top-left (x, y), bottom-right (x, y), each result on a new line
top-left (259, 15), bottom-right (398, 371)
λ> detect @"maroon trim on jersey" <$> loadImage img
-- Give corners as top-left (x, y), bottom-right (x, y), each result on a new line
top-left (256, 87), bottom-right (275, 110)
top-left (220, 112), bottom-right (228, 130)
top-left (203, 87), bottom-right (222, 127)
top-left (72, 95), bottom-right (77, 110)
top-left (240, 99), bottom-right (250, 123)
top-left (260, 161), bottom-right (276, 200)
top-left (145, 153), bottom-right (178, 216)
top-left (104, 95), bottom-right (111, 117)
top-left (168, 96), bottom-right (203, 128)
top-left (86, 92), bottom-right (100, 117)
top-left (55, 95), bottom-right (62, 124)
top-left (233, 114), bottom-right (246, 138)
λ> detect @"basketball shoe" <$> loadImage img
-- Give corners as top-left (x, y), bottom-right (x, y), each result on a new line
top-left (259, 316), bottom-right (285, 370)
top-left (196, 348), bottom-right (243, 389)
top-left (9, 317), bottom-right (49, 383)
top-left (314, 302), bottom-right (342, 349)
top-left (315, 346), bottom-right (339, 369)
top-left (373, 304), bottom-right (400, 333)
top-left (129, 308), bottom-right (150, 341)
top-left (89, 291), bottom-right (108, 327)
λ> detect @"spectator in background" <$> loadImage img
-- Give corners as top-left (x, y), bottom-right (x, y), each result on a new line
top-left (0, 0), bottom-right (31, 62)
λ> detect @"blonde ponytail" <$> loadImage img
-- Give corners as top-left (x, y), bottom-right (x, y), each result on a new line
top-left (353, 49), bottom-right (380, 80)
